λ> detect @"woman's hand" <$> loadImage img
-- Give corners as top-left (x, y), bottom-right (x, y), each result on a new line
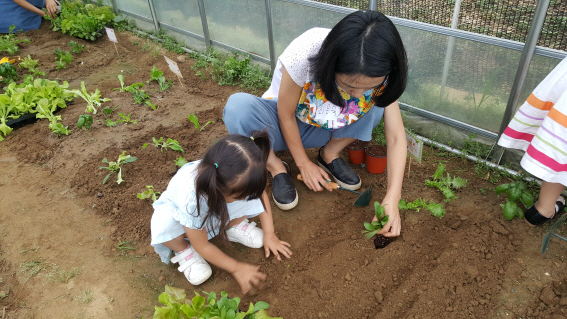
top-left (44, 0), bottom-right (58, 18)
top-left (297, 161), bottom-right (332, 192)
top-left (231, 262), bottom-right (267, 294)
top-left (263, 233), bottom-right (292, 261)
top-left (374, 198), bottom-right (401, 237)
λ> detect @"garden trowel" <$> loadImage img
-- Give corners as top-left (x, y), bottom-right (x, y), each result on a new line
top-left (297, 174), bottom-right (372, 207)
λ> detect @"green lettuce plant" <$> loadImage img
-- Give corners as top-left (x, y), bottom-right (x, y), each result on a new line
top-left (68, 81), bottom-right (111, 114)
top-left (137, 185), bottom-right (161, 202)
top-left (154, 285), bottom-right (281, 319)
top-left (398, 198), bottom-right (446, 218)
top-left (362, 201), bottom-right (389, 239)
top-left (99, 151), bottom-right (137, 184)
top-left (0, 25), bottom-right (30, 54)
top-left (425, 163), bottom-right (467, 202)
top-left (143, 137), bottom-right (184, 153)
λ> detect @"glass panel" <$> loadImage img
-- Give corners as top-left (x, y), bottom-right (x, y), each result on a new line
top-left (271, 0), bottom-right (347, 58)
top-left (516, 54), bottom-right (562, 111)
top-left (154, 0), bottom-right (203, 37)
top-left (399, 26), bottom-right (525, 133)
top-left (115, 0), bottom-right (151, 19)
top-left (204, 0), bottom-right (270, 59)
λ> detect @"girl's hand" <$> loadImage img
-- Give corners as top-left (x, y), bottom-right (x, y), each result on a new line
top-left (297, 161), bottom-right (332, 192)
top-left (374, 199), bottom-right (401, 237)
top-left (45, 0), bottom-right (58, 18)
top-left (231, 262), bottom-right (267, 294)
top-left (263, 233), bottom-right (292, 261)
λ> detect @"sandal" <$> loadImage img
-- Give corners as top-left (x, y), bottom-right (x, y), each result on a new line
top-left (525, 196), bottom-right (566, 226)
top-left (170, 245), bottom-right (212, 285)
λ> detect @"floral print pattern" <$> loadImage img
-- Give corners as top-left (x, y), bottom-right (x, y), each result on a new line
top-left (296, 81), bottom-right (382, 130)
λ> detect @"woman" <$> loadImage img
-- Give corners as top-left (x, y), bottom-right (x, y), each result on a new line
top-left (0, 0), bottom-right (58, 33)
top-left (224, 10), bottom-right (408, 237)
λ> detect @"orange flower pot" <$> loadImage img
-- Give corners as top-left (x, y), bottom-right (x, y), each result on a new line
top-left (365, 145), bottom-right (387, 174)
top-left (346, 140), bottom-right (369, 165)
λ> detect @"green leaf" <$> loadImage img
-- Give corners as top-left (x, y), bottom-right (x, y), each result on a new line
top-left (502, 200), bottom-right (517, 220)
top-left (432, 163), bottom-right (446, 180)
top-left (188, 114), bottom-right (200, 131)
top-left (102, 173), bottom-right (111, 185)
top-left (254, 301), bottom-right (270, 312)
top-left (508, 187), bottom-right (522, 202)
top-left (192, 293), bottom-right (205, 310)
top-left (175, 157), bottom-right (187, 167)
top-left (363, 222), bottom-right (374, 232)
top-left (495, 183), bottom-right (510, 195)
top-left (254, 309), bottom-right (283, 319)
top-left (516, 206), bottom-right (524, 218)
top-left (520, 191), bottom-right (534, 208)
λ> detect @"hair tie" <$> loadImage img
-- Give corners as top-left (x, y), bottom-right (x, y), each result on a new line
top-left (250, 136), bottom-right (254, 141)
top-left (214, 163), bottom-right (218, 168)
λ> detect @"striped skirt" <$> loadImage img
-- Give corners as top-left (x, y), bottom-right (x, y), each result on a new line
top-left (498, 57), bottom-right (567, 187)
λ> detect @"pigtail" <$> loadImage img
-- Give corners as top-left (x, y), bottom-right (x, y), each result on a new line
top-left (249, 129), bottom-right (271, 164)
top-left (195, 159), bottom-right (231, 243)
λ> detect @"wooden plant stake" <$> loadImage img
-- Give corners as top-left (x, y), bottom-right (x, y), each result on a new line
top-left (407, 155), bottom-right (412, 178)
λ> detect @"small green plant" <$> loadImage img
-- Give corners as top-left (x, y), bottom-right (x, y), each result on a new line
top-left (54, 48), bottom-right (73, 69)
top-left (461, 134), bottom-right (492, 158)
top-left (99, 151), bottom-right (138, 184)
top-left (77, 114), bottom-right (93, 130)
top-left (175, 157), bottom-right (188, 167)
top-left (131, 88), bottom-right (150, 105)
top-left (0, 25), bottom-right (31, 54)
top-left (47, 266), bottom-right (80, 283)
top-left (78, 289), bottom-right (94, 304)
top-left (117, 241), bottom-right (137, 251)
top-left (143, 137), bottom-right (185, 153)
top-left (67, 41), bottom-right (85, 54)
top-left (0, 287), bottom-right (9, 299)
top-left (18, 55), bottom-right (44, 76)
top-left (495, 181), bottom-right (534, 220)
top-left (153, 286), bottom-right (281, 319)
top-left (102, 105), bottom-right (119, 116)
top-left (36, 98), bottom-right (71, 136)
top-left (116, 112), bottom-right (138, 125)
top-left (145, 100), bottom-right (158, 110)
top-left (137, 185), bottom-right (161, 202)
top-left (362, 201), bottom-right (389, 239)
top-left (188, 114), bottom-right (214, 132)
top-left (68, 81), bottom-right (112, 114)
top-left (105, 119), bottom-right (117, 127)
top-left (147, 65), bottom-right (173, 91)
top-left (20, 260), bottom-right (43, 277)
top-left (371, 118), bottom-right (387, 146)
top-left (425, 163), bottom-right (467, 202)
top-left (0, 61), bottom-right (19, 84)
top-left (398, 198), bottom-right (446, 218)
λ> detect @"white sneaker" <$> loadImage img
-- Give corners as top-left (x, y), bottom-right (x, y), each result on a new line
top-left (170, 245), bottom-right (212, 285)
top-left (227, 219), bottom-right (264, 248)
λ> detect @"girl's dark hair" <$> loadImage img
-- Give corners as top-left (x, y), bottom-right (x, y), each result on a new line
top-left (194, 130), bottom-right (270, 243)
top-left (309, 10), bottom-right (408, 108)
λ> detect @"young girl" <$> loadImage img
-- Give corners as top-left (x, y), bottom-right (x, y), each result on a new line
top-left (151, 130), bottom-right (292, 294)
top-left (224, 11), bottom-right (408, 237)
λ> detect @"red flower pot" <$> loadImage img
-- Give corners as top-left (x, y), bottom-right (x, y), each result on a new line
top-left (365, 145), bottom-right (387, 174)
top-left (346, 140), bottom-right (369, 165)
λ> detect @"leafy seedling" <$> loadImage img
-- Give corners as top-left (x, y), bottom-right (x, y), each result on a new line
top-left (68, 81), bottom-right (111, 114)
top-left (145, 100), bottom-right (158, 110)
top-left (143, 137), bottom-right (184, 153)
top-left (18, 55), bottom-right (44, 76)
top-left (425, 163), bottom-right (467, 202)
top-left (102, 105), bottom-right (119, 116)
top-left (153, 286), bottom-right (281, 319)
top-left (137, 185), bottom-right (161, 202)
top-left (116, 112), bottom-right (138, 125)
top-left (54, 48), bottom-right (73, 69)
top-left (105, 119), bottom-right (117, 127)
top-left (175, 156), bottom-right (187, 167)
top-left (67, 41), bottom-right (85, 54)
top-left (147, 65), bottom-right (173, 91)
top-left (495, 181), bottom-right (534, 220)
top-left (77, 114), bottom-right (93, 130)
top-left (362, 201), bottom-right (389, 239)
top-left (36, 98), bottom-right (71, 136)
top-left (398, 198), bottom-right (447, 218)
top-left (99, 151), bottom-right (138, 184)
top-left (188, 113), bottom-right (214, 132)
top-left (0, 25), bottom-right (31, 55)
top-left (0, 61), bottom-right (19, 84)
top-left (131, 88), bottom-right (149, 105)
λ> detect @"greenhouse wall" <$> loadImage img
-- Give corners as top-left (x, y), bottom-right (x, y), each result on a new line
top-left (112, 0), bottom-right (566, 168)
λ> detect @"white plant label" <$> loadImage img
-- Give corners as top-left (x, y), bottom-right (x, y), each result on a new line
top-left (313, 101), bottom-right (340, 122)
top-left (164, 56), bottom-right (183, 78)
top-left (105, 27), bottom-right (117, 43)
top-left (406, 129), bottom-right (423, 163)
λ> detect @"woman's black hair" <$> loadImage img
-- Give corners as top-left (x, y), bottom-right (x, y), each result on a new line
top-left (309, 10), bottom-right (408, 108)
top-left (194, 130), bottom-right (271, 243)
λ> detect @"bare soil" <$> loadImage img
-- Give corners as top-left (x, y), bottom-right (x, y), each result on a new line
top-left (2, 22), bottom-right (567, 319)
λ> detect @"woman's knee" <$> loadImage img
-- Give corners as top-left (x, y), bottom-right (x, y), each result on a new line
top-left (223, 92), bottom-right (257, 120)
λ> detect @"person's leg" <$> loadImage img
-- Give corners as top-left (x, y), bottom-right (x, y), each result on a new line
top-left (534, 181), bottom-right (566, 218)
top-left (161, 234), bottom-right (190, 251)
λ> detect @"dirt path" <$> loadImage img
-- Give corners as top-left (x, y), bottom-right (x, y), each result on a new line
top-left (2, 21), bottom-right (567, 319)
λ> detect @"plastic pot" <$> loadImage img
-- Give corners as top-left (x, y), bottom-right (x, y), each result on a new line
top-left (346, 140), bottom-right (369, 165)
top-left (365, 145), bottom-right (387, 174)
